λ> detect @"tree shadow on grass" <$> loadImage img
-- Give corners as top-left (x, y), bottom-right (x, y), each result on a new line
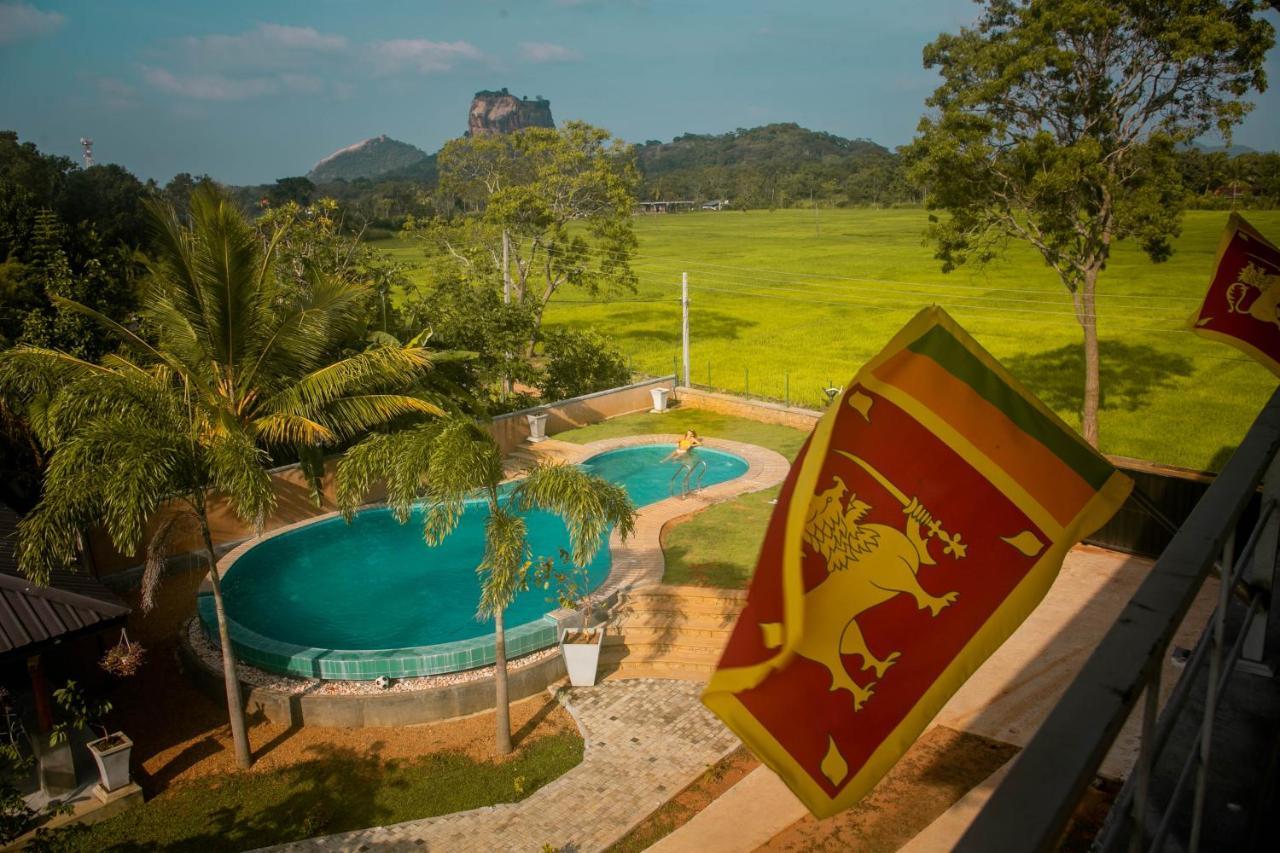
top-left (1004, 342), bottom-right (1195, 415)
top-left (659, 543), bottom-right (752, 591)
top-left (97, 742), bottom-right (398, 852)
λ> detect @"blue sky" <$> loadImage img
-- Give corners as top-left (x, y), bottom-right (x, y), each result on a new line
top-left (2, 0), bottom-right (1279, 185)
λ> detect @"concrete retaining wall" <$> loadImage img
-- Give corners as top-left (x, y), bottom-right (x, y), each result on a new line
top-left (179, 626), bottom-right (568, 727)
top-left (674, 386), bottom-right (823, 430)
top-left (489, 376), bottom-right (676, 454)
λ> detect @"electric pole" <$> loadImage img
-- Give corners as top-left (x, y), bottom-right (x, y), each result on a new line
top-left (682, 272), bottom-right (691, 387)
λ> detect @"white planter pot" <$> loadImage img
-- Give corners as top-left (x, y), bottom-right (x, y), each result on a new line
top-left (561, 626), bottom-right (605, 687)
top-left (649, 387), bottom-right (671, 413)
top-left (87, 732), bottom-right (132, 793)
top-left (526, 411), bottom-right (549, 443)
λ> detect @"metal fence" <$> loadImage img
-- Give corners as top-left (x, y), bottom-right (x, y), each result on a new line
top-left (956, 387), bottom-right (1280, 852)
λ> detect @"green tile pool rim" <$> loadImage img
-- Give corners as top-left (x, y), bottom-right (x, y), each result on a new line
top-left (197, 444), bottom-right (750, 680)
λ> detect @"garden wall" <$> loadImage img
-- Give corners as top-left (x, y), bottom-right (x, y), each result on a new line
top-left (489, 376), bottom-right (676, 454)
top-left (674, 386), bottom-right (822, 430)
top-left (87, 376), bottom-right (677, 578)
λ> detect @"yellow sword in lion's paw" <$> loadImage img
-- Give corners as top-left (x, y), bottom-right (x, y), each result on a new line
top-left (834, 451), bottom-right (967, 560)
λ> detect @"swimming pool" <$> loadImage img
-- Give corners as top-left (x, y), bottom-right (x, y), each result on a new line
top-left (197, 443), bottom-right (749, 680)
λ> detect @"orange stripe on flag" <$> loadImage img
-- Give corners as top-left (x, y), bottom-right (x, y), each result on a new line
top-left (873, 348), bottom-right (1096, 526)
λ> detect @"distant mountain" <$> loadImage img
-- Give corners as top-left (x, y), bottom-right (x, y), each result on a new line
top-left (637, 123), bottom-right (890, 173)
top-left (1196, 143), bottom-right (1258, 157)
top-left (634, 123), bottom-right (914, 207)
top-left (308, 135), bottom-right (430, 183)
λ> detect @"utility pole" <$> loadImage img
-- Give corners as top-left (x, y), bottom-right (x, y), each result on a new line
top-left (682, 272), bottom-right (691, 387)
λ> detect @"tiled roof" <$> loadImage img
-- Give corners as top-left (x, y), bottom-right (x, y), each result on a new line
top-left (0, 504), bottom-right (130, 657)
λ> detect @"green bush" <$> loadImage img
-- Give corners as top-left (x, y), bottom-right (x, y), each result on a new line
top-left (538, 330), bottom-right (630, 402)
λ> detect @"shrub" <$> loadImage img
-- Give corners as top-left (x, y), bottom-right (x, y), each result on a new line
top-left (537, 330), bottom-right (630, 402)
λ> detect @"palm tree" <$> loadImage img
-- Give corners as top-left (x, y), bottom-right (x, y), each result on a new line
top-left (1, 186), bottom-right (448, 769)
top-left (336, 415), bottom-right (636, 754)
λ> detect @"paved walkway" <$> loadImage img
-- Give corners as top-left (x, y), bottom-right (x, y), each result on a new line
top-left (266, 679), bottom-right (740, 852)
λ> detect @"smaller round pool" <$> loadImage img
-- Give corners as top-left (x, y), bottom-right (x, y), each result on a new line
top-left (198, 442), bottom-right (749, 680)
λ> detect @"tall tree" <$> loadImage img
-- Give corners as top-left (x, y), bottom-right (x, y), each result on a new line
top-left (336, 415), bottom-right (635, 754)
top-left (2, 186), bottom-right (446, 768)
top-left (429, 122), bottom-right (640, 352)
top-left (907, 0), bottom-right (1273, 446)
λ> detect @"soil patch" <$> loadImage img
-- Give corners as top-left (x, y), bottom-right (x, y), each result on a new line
top-left (108, 566), bottom-right (579, 795)
top-left (759, 725), bottom-right (1018, 852)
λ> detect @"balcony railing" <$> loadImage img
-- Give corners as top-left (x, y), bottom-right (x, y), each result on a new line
top-left (956, 387), bottom-right (1280, 853)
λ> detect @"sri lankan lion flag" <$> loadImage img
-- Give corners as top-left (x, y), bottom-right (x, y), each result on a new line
top-left (702, 306), bottom-right (1132, 818)
top-left (1189, 213), bottom-right (1280, 377)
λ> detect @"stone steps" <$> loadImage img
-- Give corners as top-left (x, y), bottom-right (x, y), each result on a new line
top-left (605, 584), bottom-right (744, 682)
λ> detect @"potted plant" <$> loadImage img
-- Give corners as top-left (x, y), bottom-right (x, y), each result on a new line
top-left (526, 408), bottom-right (550, 443)
top-left (537, 556), bottom-right (605, 687)
top-left (50, 680), bottom-right (131, 793)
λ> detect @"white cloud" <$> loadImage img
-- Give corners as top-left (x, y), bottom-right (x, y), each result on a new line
top-left (519, 41), bottom-right (582, 63)
top-left (370, 39), bottom-right (484, 74)
top-left (177, 23), bottom-right (348, 70)
top-left (0, 1), bottom-right (65, 45)
top-left (140, 66), bottom-right (323, 101)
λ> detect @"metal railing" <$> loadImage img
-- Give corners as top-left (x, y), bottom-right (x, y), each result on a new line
top-left (956, 386), bottom-right (1280, 853)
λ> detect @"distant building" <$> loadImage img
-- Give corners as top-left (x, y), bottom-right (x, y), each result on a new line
top-left (701, 199), bottom-right (730, 211)
top-left (635, 200), bottom-right (698, 214)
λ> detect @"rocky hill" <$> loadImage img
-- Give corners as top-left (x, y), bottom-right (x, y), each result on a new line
top-left (308, 135), bottom-right (431, 183)
top-left (468, 89), bottom-right (555, 136)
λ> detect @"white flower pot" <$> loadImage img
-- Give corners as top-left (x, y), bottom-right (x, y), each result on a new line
top-left (561, 626), bottom-right (605, 687)
top-left (87, 732), bottom-right (133, 793)
top-left (649, 387), bottom-right (671, 413)
top-left (526, 411), bottom-right (549, 443)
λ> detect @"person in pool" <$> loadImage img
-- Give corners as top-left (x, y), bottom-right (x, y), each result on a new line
top-left (664, 429), bottom-right (703, 464)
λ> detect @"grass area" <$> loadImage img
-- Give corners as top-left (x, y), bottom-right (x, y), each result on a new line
top-left (661, 486), bottom-right (777, 588)
top-left (376, 208), bottom-right (1280, 470)
top-left (552, 407), bottom-right (806, 460)
top-left (66, 731), bottom-right (583, 851)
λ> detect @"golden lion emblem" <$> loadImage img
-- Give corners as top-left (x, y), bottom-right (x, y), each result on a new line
top-left (763, 458), bottom-right (964, 712)
top-left (1226, 262), bottom-right (1280, 329)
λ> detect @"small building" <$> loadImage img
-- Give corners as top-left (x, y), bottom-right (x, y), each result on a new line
top-left (635, 200), bottom-right (698, 214)
top-left (701, 199), bottom-right (730, 211)
top-left (0, 503), bottom-right (130, 797)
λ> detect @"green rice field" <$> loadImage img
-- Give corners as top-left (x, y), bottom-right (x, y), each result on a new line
top-left (376, 208), bottom-right (1280, 471)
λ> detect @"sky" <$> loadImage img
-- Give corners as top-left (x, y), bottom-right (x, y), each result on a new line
top-left (2, 0), bottom-right (1280, 185)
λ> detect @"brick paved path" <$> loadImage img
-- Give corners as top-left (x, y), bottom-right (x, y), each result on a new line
top-left (266, 679), bottom-right (740, 853)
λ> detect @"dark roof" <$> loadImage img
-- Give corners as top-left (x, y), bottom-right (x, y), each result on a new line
top-left (0, 504), bottom-right (130, 658)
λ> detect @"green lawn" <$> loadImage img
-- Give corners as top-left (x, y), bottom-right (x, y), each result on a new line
top-left (377, 208), bottom-right (1280, 471)
top-left (63, 732), bottom-right (582, 852)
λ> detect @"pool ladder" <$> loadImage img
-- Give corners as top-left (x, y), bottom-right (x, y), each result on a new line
top-left (670, 459), bottom-right (708, 499)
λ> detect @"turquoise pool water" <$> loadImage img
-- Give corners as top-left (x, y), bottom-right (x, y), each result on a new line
top-left (200, 444), bottom-right (748, 679)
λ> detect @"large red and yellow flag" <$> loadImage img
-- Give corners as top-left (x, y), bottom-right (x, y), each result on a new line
top-left (702, 306), bottom-right (1132, 818)
top-left (1189, 214), bottom-right (1280, 377)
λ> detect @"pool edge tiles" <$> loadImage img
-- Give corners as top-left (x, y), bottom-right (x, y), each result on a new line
top-left (199, 440), bottom-right (753, 681)
top-left (197, 593), bottom-right (560, 680)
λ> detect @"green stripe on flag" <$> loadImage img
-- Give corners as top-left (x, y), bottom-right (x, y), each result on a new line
top-left (906, 326), bottom-right (1114, 490)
